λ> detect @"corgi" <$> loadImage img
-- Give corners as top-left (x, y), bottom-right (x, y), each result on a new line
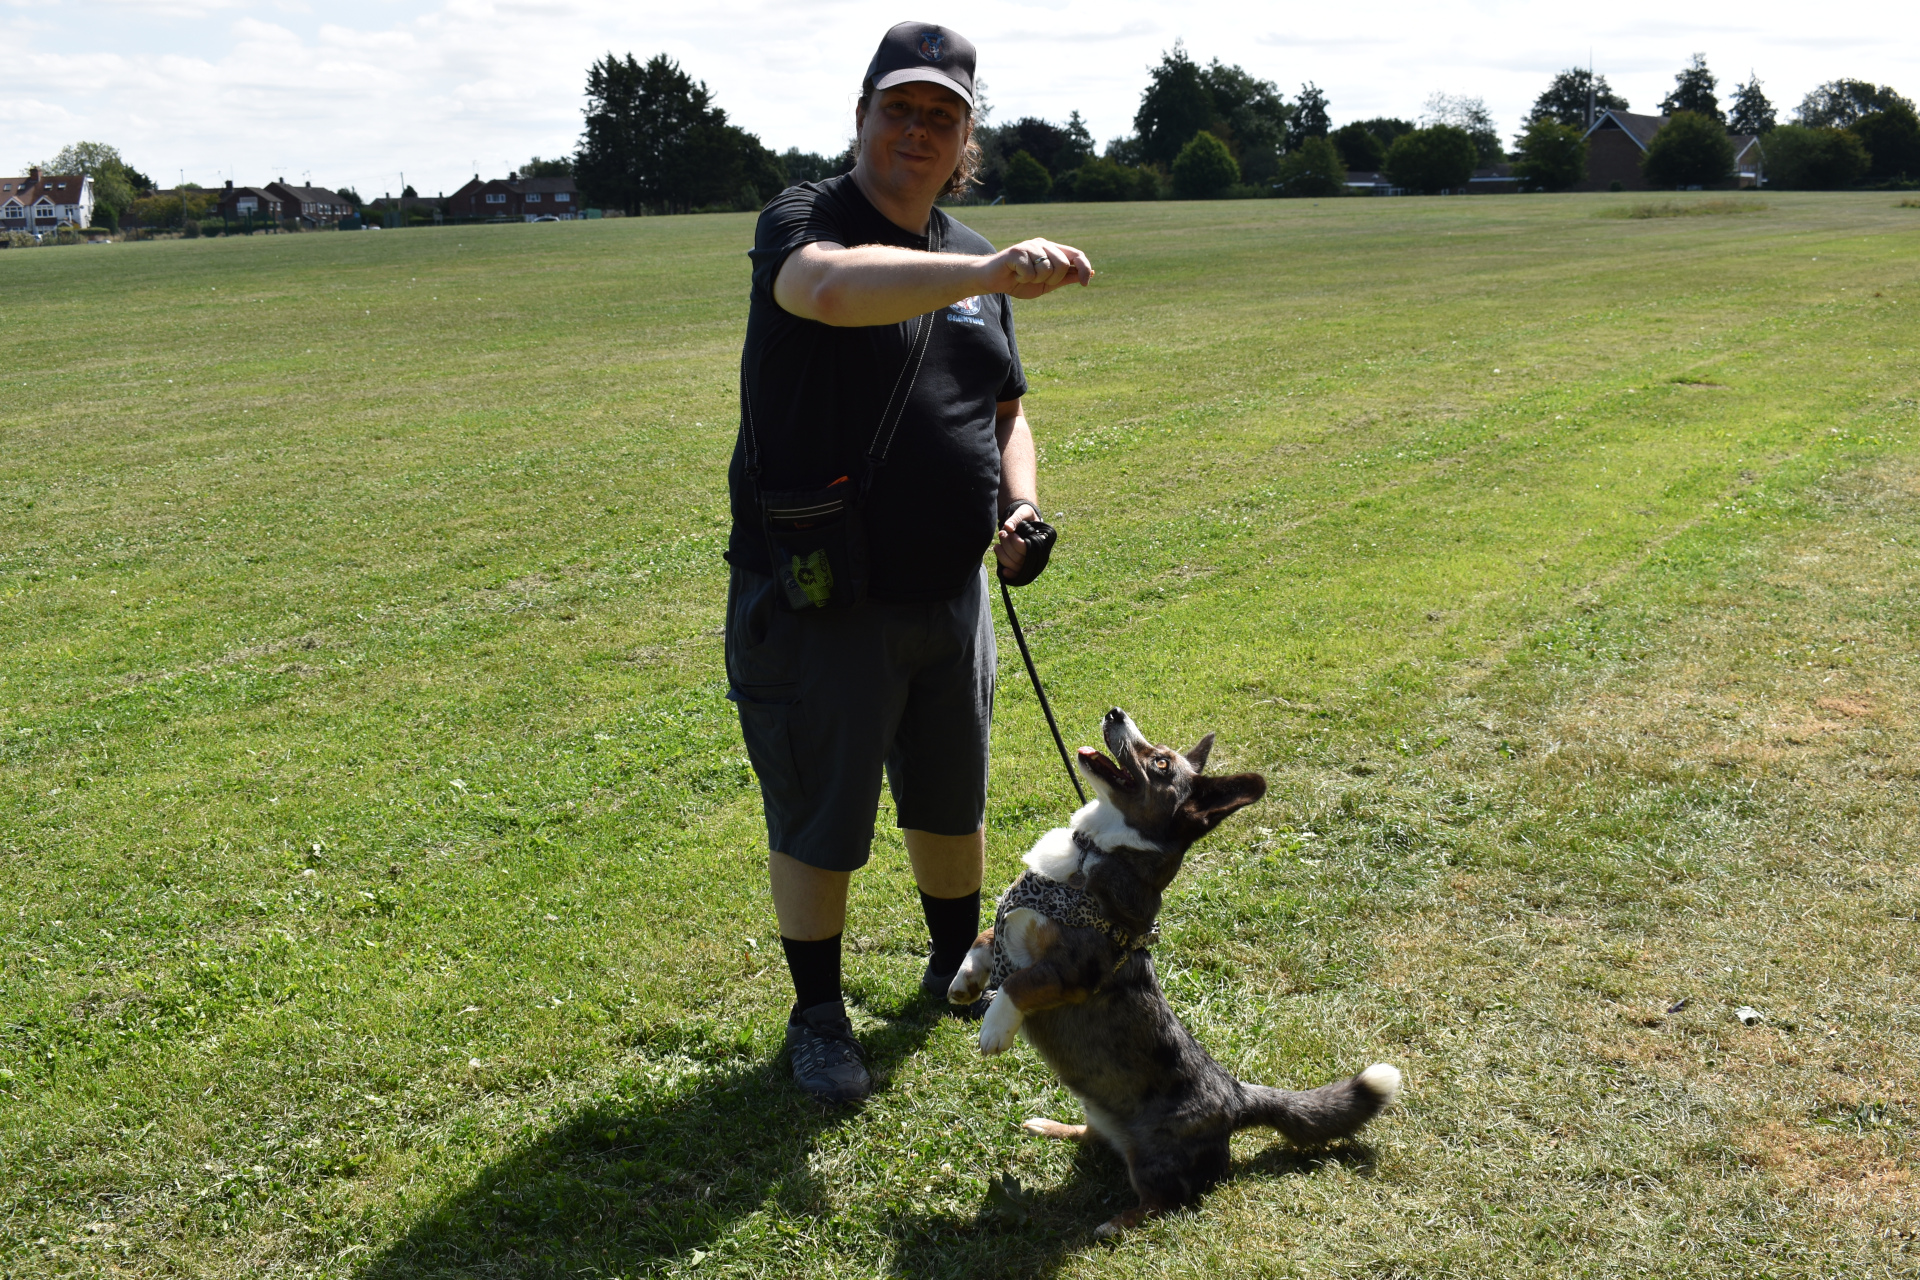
top-left (950, 708), bottom-right (1402, 1237)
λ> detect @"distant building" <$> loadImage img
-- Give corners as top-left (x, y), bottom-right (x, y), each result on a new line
top-left (266, 180), bottom-right (354, 225)
top-left (1342, 165), bottom-right (1518, 196)
top-left (446, 174), bottom-right (582, 220)
top-left (0, 168), bottom-right (94, 231)
top-left (216, 182), bottom-right (284, 221)
top-left (1577, 110), bottom-right (1761, 191)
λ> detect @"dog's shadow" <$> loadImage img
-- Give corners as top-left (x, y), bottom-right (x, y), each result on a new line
top-left (880, 1139), bottom-right (1382, 1280)
top-left (356, 995), bottom-right (940, 1278)
top-left (356, 995), bottom-right (1379, 1278)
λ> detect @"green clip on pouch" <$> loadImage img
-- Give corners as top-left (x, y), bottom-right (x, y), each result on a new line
top-left (739, 301), bottom-right (936, 612)
top-left (759, 477), bottom-right (866, 610)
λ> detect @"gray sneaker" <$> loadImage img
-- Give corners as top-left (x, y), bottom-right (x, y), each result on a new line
top-left (785, 1000), bottom-right (871, 1104)
top-left (921, 961), bottom-right (991, 1021)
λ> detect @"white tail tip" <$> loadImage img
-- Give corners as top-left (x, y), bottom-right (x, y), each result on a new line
top-left (1358, 1062), bottom-right (1403, 1105)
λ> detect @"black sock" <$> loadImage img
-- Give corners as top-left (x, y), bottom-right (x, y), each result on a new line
top-left (781, 933), bottom-right (843, 1022)
top-left (920, 889), bottom-right (982, 975)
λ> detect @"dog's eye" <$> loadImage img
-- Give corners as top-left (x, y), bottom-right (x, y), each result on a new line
top-left (1153, 757), bottom-right (1170, 771)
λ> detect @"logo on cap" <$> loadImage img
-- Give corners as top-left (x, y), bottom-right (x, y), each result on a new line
top-left (918, 32), bottom-right (945, 62)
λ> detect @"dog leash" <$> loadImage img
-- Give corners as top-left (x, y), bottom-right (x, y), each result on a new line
top-left (999, 574), bottom-right (1088, 807)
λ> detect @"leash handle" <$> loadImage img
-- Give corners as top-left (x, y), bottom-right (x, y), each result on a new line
top-left (999, 573), bottom-right (1087, 807)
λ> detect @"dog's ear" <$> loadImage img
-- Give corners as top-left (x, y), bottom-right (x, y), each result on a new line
top-left (1179, 771), bottom-right (1266, 834)
top-left (1185, 733), bottom-right (1215, 773)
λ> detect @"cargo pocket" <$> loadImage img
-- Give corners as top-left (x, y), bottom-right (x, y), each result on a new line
top-left (732, 688), bottom-right (806, 818)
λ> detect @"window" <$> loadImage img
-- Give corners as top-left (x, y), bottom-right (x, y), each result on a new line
top-left (525, 193), bottom-right (541, 202)
top-left (554, 192), bottom-right (570, 202)
top-left (238, 198), bottom-right (257, 213)
top-left (485, 193), bottom-right (506, 204)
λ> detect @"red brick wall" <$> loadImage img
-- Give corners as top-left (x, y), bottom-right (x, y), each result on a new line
top-left (1577, 131), bottom-right (1649, 191)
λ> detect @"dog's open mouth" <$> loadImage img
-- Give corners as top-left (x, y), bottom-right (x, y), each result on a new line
top-left (1077, 746), bottom-right (1135, 791)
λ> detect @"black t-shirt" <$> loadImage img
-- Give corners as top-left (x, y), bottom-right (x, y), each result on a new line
top-left (727, 174), bottom-right (1027, 602)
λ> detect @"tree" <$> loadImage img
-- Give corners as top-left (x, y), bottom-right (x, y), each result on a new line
top-left (1511, 119), bottom-right (1588, 191)
top-left (1422, 94), bottom-right (1502, 164)
top-left (1851, 104), bottom-right (1920, 182)
top-left (1761, 125), bottom-right (1870, 188)
top-left (1286, 83), bottom-right (1331, 152)
top-left (37, 141), bottom-right (137, 223)
top-left (401, 184), bottom-right (418, 199)
top-left (1065, 157), bottom-right (1159, 202)
top-left (518, 156), bottom-right (573, 178)
top-left (1642, 110), bottom-right (1735, 187)
top-left (39, 141), bottom-right (124, 177)
top-left (1357, 118), bottom-right (1416, 148)
top-left (1728, 75), bottom-right (1776, 135)
top-left (1659, 54), bottom-right (1722, 123)
top-left (997, 118), bottom-right (1076, 176)
top-left (1274, 135), bottom-right (1344, 197)
top-left (1171, 130), bottom-right (1239, 198)
top-left (337, 187), bottom-right (364, 207)
top-left (1331, 122), bottom-right (1386, 171)
top-left (778, 149), bottom-right (842, 185)
top-left (1795, 80), bottom-right (1915, 129)
top-left (1003, 150), bottom-right (1053, 202)
top-left (1382, 125), bottom-right (1478, 193)
top-left (1134, 43), bottom-right (1215, 166)
top-left (574, 52), bottom-right (781, 215)
top-left (1061, 111), bottom-right (1096, 172)
top-left (1201, 62), bottom-right (1289, 185)
top-left (1528, 69), bottom-right (1629, 128)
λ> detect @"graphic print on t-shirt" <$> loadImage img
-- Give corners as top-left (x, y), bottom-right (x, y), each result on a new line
top-left (947, 295), bottom-right (986, 326)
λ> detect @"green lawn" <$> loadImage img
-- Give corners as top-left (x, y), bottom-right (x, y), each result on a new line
top-left (2, 193), bottom-right (1916, 1278)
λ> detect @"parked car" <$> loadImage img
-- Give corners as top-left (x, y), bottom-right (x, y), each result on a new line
top-left (531, 215), bottom-right (561, 223)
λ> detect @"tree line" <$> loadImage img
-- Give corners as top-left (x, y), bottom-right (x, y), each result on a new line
top-left (39, 46), bottom-right (1912, 228)
top-left (566, 46), bottom-right (1916, 212)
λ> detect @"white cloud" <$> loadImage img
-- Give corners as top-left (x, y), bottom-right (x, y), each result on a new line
top-left (8, 0), bottom-right (1916, 194)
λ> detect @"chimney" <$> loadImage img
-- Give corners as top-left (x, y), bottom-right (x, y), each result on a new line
top-left (29, 166), bottom-right (40, 183)
top-left (225, 179), bottom-right (234, 190)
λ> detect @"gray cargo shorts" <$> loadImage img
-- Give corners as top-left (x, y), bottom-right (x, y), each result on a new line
top-left (725, 564), bottom-right (995, 873)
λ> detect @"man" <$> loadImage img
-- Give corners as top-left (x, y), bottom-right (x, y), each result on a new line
top-left (726, 21), bottom-right (1094, 1102)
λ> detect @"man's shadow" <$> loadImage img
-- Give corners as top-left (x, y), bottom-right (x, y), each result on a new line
top-left (359, 990), bottom-right (1380, 1278)
top-left (358, 994), bottom-right (940, 1277)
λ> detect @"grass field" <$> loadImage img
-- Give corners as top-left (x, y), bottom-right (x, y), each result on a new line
top-left (3, 192), bottom-right (1917, 1278)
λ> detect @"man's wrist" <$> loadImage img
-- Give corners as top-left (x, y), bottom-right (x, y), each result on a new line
top-left (1001, 498), bottom-right (1041, 524)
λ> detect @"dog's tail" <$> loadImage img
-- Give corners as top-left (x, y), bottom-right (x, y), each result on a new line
top-left (1232, 1063), bottom-right (1402, 1144)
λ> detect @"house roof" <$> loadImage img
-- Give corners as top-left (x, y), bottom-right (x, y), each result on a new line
top-left (267, 182), bottom-right (349, 204)
top-left (1585, 109), bottom-right (1758, 161)
top-left (0, 173), bottom-right (88, 204)
top-left (1585, 109), bottom-right (1668, 149)
top-left (221, 187), bottom-right (282, 202)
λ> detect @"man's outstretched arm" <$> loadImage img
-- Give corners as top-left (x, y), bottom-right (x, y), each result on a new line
top-left (774, 238), bottom-right (1093, 328)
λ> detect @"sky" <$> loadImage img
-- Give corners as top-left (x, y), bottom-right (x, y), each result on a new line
top-left (4, 0), bottom-right (1914, 196)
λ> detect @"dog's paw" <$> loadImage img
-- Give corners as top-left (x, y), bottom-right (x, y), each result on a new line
top-left (978, 996), bottom-right (1022, 1055)
top-left (947, 949), bottom-right (991, 1005)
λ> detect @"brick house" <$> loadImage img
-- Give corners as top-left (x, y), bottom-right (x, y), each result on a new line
top-left (265, 180), bottom-right (354, 225)
top-left (216, 182), bottom-right (284, 221)
top-left (0, 168), bottom-right (94, 231)
top-left (447, 174), bottom-right (582, 220)
top-left (1576, 109), bottom-right (1762, 191)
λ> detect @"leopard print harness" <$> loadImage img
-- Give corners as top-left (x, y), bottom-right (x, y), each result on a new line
top-left (987, 832), bottom-right (1160, 990)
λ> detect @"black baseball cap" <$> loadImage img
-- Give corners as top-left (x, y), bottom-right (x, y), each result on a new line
top-left (865, 22), bottom-right (976, 108)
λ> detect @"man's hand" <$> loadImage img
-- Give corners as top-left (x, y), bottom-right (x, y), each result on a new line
top-left (994, 501), bottom-right (1038, 576)
top-left (984, 239), bottom-right (1094, 300)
